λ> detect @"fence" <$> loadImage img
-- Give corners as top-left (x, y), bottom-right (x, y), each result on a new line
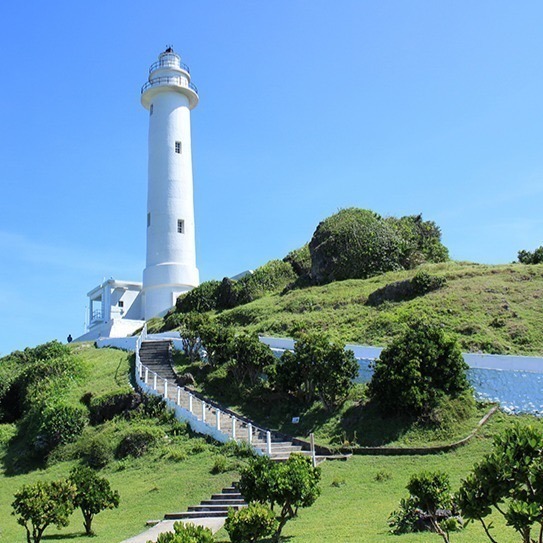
top-left (134, 324), bottom-right (272, 455)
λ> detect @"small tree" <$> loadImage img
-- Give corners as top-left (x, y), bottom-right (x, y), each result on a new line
top-left (518, 246), bottom-right (543, 265)
top-left (12, 480), bottom-right (76, 543)
top-left (178, 312), bottom-right (210, 363)
top-left (274, 333), bottom-right (358, 410)
top-left (457, 424), bottom-right (543, 543)
top-left (368, 319), bottom-right (470, 417)
top-left (239, 454), bottom-right (321, 541)
top-left (225, 502), bottom-right (278, 543)
top-left (69, 466), bottom-right (120, 535)
top-left (227, 333), bottom-right (276, 387)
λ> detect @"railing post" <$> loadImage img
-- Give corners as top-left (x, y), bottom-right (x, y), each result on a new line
top-left (202, 401), bottom-right (206, 423)
top-left (177, 387), bottom-right (181, 406)
top-left (153, 373), bottom-right (157, 390)
top-left (164, 379), bottom-right (168, 399)
top-left (144, 367), bottom-right (149, 384)
top-left (248, 423), bottom-right (253, 445)
top-left (266, 431), bottom-right (272, 456)
top-left (216, 409), bottom-right (221, 431)
top-left (138, 362), bottom-right (143, 379)
top-left (232, 417), bottom-right (236, 440)
top-left (189, 394), bottom-right (193, 413)
top-left (310, 433), bottom-right (316, 468)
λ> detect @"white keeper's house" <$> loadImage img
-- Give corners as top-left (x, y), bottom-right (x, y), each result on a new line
top-left (77, 47), bottom-right (200, 341)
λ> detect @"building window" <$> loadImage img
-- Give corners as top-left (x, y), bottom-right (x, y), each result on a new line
top-left (150, 104), bottom-right (154, 115)
top-left (175, 141), bottom-right (182, 154)
top-left (147, 212), bottom-right (151, 227)
top-left (177, 219), bottom-right (184, 233)
top-left (118, 301), bottom-right (124, 308)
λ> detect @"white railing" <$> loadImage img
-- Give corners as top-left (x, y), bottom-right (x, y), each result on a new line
top-left (134, 332), bottom-right (270, 454)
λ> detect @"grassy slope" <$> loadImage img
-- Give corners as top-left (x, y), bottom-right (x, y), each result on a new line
top-left (0, 346), bottom-right (238, 543)
top-left (216, 262), bottom-right (543, 355)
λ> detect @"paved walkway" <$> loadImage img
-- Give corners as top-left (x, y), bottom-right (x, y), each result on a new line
top-left (120, 518), bottom-right (226, 543)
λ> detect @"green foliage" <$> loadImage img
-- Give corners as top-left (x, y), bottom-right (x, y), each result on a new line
top-left (116, 426), bottom-right (163, 458)
top-left (309, 208), bottom-right (403, 283)
top-left (457, 423), bottom-right (543, 543)
top-left (12, 479), bottom-right (76, 543)
top-left (176, 280), bottom-right (222, 313)
top-left (518, 246), bottom-right (543, 264)
top-left (153, 521), bottom-right (214, 543)
top-left (177, 312), bottom-right (210, 362)
top-left (2, 340), bottom-right (71, 366)
top-left (390, 471), bottom-right (458, 542)
top-left (284, 244), bottom-right (312, 277)
top-left (368, 319), bottom-right (470, 417)
top-left (411, 270), bottom-right (447, 296)
top-left (34, 403), bottom-right (88, 454)
top-left (239, 454), bottom-right (321, 540)
top-left (69, 466), bottom-right (120, 535)
top-left (387, 214), bottom-right (449, 268)
top-left (225, 502), bottom-right (278, 543)
top-left (274, 333), bottom-right (358, 410)
top-left (89, 389), bottom-right (141, 424)
top-left (199, 323), bottom-right (236, 367)
top-left (82, 434), bottom-right (114, 469)
top-left (308, 209), bottom-right (449, 284)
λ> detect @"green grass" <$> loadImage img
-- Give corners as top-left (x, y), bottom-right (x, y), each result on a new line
top-left (207, 261), bottom-right (543, 355)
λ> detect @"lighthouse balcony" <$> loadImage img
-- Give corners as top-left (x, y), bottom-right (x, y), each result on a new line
top-left (149, 58), bottom-right (190, 75)
top-left (141, 76), bottom-right (198, 96)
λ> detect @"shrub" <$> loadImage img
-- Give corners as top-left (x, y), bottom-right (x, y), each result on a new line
top-left (83, 435), bottom-right (114, 469)
top-left (69, 466), bottom-right (120, 535)
top-left (225, 502), bottom-right (278, 543)
top-left (309, 208), bottom-right (403, 283)
top-left (12, 479), bottom-right (76, 543)
top-left (34, 403), bottom-right (88, 454)
top-left (239, 454), bottom-right (321, 540)
top-left (116, 426), bottom-right (163, 458)
top-left (236, 260), bottom-right (297, 304)
top-left (89, 389), bottom-right (142, 424)
top-left (274, 333), bottom-right (358, 410)
top-left (411, 270), bottom-right (446, 295)
top-left (390, 471), bottom-right (460, 542)
top-left (368, 319), bottom-right (470, 417)
top-left (518, 246), bottom-right (543, 264)
top-left (227, 333), bottom-right (276, 388)
top-left (154, 521), bottom-right (214, 543)
top-left (176, 280), bottom-right (222, 313)
top-left (283, 244), bottom-right (312, 277)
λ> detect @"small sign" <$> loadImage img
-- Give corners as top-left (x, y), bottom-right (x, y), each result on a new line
top-left (291, 416), bottom-right (300, 424)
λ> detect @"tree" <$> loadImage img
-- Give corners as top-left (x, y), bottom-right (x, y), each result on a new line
top-left (274, 333), bottom-right (358, 410)
top-left (224, 502), bottom-right (278, 543)
top-left (69, 466), bottom-right (120, 535)
top-left (518, 246), bottom-right (543, 265)
top-left (178, 312), bottom-right (210, 363)
top-left (12, 480), bottom-right (76, 543)
top-left (368, 319), bottom-right (470, 417)
top-left (457, 424), bottom-right (543, 543)
top-left (238, 454), bottom-right (321, 541)
top-left (227, 333), bottom-right (276, 387)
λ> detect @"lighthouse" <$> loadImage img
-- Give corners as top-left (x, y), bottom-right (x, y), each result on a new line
top-left (140, 47), bottom-right (200, 320)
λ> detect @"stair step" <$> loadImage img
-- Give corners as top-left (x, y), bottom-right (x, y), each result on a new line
top-left (165, 511), bottom-right (229, 519)
top-left (188, 504), bottom-right (244, 512)
top-left (211, 493), bottom-right (242, 500)
top-left (201, 499), bottom-right (246, 506)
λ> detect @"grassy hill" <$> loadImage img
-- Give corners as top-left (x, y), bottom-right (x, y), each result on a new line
top-left (200, 261), bottom-right (543, 356)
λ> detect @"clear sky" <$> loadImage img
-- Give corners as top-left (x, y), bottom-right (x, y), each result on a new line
top-left (1, 1), bottom-right (543, 355)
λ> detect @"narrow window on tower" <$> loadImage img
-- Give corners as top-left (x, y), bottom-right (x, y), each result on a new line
top-left (177, 219), bottom-right (184, 234)
top-left (175, 141), bottom-right (182, 154)
top-left (147, 212), bottom-right (151, 227)
top-left (150, 104), bottom-right (154, 116)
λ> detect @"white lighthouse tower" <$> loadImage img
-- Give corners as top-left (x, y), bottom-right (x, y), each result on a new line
top-left (140, 47), bottom-right (200, 319)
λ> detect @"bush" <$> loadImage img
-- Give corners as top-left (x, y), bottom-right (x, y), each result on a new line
top-left (116, 426), bottom-right (163, 458)
top-left (154, 521), bottom-right (214, 543)
top-left (82, 435), bottom-right (114, 469)
top-left (236, 260), bottom-right (297, 303)
top-left (89, 389), bottom-right (142, 424)
top-left (227, 333), bottom-right (276, 388)
top-left (274, 333), bottom-right (358, 410)
top-left (518, 246), bottom-right (543, 264)
top-left (411, 270), bottom-right (446, 295)
top-left (176, 280), bottom-right (222, 313)
top-left (225, 502), bottom-right (278, 543)
top-left (283, 244), bottom-right (312, 277)
top-left (239, 454), bottom-right (321, 540)
top-left (34, 403), bottom-right (88, 454)
top-left (309, 208), bottom-right (403, 283)
top-left (368, 319), bottom-right (470, 417)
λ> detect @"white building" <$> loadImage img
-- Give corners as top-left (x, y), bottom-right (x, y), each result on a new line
top-left (76, 47), bottom-right (200, 342)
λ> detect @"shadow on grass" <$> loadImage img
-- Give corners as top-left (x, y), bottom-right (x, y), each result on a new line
top-left (42, 533), bottom-right (88, 540)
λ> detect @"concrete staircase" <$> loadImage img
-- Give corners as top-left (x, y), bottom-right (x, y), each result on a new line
top-left (164, 483), bottom-right (246, 520)
top-left (139, 340), bottom-right (178, 384)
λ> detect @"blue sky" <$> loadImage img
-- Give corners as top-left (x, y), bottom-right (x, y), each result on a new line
top-left (1, 1), bottom-right (543, 354)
